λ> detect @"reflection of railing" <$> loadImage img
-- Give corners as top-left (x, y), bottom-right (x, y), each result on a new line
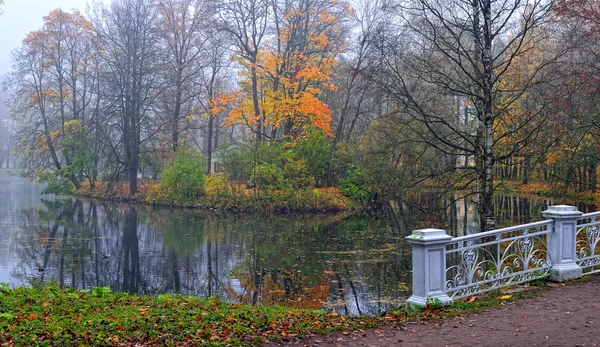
top-left (406, 205), bottom-right (591, 307)
top-left (576, 212), bottom-right (600, 274)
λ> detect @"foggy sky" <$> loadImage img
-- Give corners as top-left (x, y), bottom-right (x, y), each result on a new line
top-left (0, 0), bottom-right (97, 74)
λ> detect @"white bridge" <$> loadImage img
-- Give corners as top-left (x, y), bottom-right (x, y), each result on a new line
top-left (406, 205), bottom-right (600, 306)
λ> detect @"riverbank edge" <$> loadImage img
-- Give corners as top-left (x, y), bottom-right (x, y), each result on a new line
top-left (72, 182), bottom-right (364, 214)
top-left (498, 180), bottom-right (598, 205)
top-left (0, 281), bottom-right (555, 347)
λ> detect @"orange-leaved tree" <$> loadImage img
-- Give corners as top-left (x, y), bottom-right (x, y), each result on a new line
top-left (10, 9), bottom-right (95, 189)
top-left (221, 0), bottom-right (350, 141)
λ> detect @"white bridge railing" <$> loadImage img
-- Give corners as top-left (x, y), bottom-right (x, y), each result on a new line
top-left (407, 205), bottom-right (600, 306)
top-left (576, 211), bottom-right (600, 274)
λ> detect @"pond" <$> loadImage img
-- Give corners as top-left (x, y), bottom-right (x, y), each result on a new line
top-left (0, 175), bottom-right (590, 315)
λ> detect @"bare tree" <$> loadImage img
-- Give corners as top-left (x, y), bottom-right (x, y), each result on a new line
top-left (92, 0), bottom-right (165, 195)
top-left (0, 79), bottom-right (11, 168)
top-left (377, 0), bottom-right (562, 231)
top-left (196, 32), bottom-right (231, 174)
top-left (326, 0), bottom-right (384, 185)
top-left (158, 0), bottom-right (211, 151)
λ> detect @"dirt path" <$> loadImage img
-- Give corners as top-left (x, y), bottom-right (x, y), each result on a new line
top-left (267, 275), bottom-right (600, 347)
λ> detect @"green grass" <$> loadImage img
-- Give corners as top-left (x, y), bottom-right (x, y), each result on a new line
top-left (0, 283), bottom-right (545, 346)
top-left (0, 284), bottom-right (379, 346)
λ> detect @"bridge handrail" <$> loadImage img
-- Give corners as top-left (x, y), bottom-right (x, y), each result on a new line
top-left (406, 205), bottom-right (596, 307)
top-left (451, 219), bottom-right (553, 243)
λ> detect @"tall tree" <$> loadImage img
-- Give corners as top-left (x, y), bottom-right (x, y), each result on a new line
top-left (326, 0), bottom-right (384, 185)
top-left (92, 0), bottom-right (164, 195)
top-left (9, 11), bottom-right (97, 189)
top-left (377, 0), bottom-right (558, 231)
top-left (217, 0), bottom-right (269, 140)
top-left (219, 0), bottom-right (349, 140)
top-left (159, 0), bottom-right (210, 151)
top-left (199, 32), bottom-right (230, 174)
top-left (552, 0), bottom-right (600, 192)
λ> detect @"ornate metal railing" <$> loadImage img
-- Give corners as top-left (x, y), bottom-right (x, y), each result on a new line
top-left (407, 205), bottom-right (596, 307)
top-left (576, 212), bottom-right (600, 274)
top-left (445, 220), bottom-right (553, 300)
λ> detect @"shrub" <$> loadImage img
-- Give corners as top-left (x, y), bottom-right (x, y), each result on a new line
top-left (219, 146), bottom-right (253, 184)
top-left (284, 158), bottom-right (315, 189)
top-left (339, 166), bottom-right (372, 203)
top-left (290, 129), bottom-right (331, 186)
top-left (204, 173), bottom-right (231, 198)
top-left (254, 163), bottom-right (286, 190)
top-left (159, 148), bottom-right (205, 205)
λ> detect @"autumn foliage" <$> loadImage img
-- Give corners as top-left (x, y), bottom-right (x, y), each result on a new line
top-left (217, 0), bottom-right (349, 140)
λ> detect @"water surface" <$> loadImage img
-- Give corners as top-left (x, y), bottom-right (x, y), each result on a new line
top-left (0, 175), bottom-right (582, 315)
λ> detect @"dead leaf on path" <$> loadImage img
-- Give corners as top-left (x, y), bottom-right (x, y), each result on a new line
top-left (499, 295), bottom-right (512, 300)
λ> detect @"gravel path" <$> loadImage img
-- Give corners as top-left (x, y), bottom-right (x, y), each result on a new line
top-left (267, 275), bottom-right (600, 347)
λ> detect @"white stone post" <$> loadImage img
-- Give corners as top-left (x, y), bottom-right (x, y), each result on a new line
top-left (406, 228), bottom-right (453, 307)
top-left (542, 205), bottom-right (583, 282)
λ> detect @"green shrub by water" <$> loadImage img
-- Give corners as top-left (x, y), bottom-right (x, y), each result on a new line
top-left (157, 148), bottom-right (205, 205)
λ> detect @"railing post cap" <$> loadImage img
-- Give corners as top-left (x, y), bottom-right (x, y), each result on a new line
top-left (542, 205), bottom-right (583, 218)
top-left (406, 228), bottom-right (452, 243)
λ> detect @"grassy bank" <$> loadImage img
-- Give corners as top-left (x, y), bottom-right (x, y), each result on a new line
top-left (74, 180), bottom-right (357, 212)
top-left (0, 283), bottom-right (540, 346)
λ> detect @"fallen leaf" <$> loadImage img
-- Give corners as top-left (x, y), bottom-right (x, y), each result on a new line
top-left (499, 295), bottom-right (512, 300)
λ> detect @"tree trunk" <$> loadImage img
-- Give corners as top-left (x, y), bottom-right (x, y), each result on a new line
top-left (251, 54), bottom-right (262, 141)
top-left (206, 114), bottom-right (214, 174)
top-left (172, 69), bottom-right (183, 151)
top-left (590, 163), bottom-right (597, 193)
top-left (523, 156), bottom-right (530, 184)
top-left (479, 0), bottom-right (495, 232)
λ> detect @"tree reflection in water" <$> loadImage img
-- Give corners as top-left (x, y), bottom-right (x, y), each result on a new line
top-left (10, 193), bottom-right (578, 315)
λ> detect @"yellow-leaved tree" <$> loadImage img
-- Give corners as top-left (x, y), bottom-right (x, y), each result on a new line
top-left (218, 0), bottom-right (351, 141)
top-left (495, 14), bottom-right (558, 184)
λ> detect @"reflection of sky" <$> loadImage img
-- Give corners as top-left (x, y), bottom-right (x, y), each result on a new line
top-left (0, 175), bottom-right (45, 285)
top-left (2, 182), bottom-right (412, 315)
top-left (1, 176), bottom-right (574, 315)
